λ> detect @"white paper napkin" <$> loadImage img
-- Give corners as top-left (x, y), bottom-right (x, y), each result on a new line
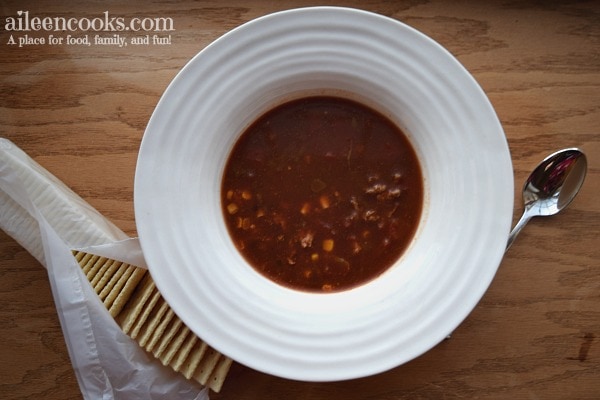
top-left (0, 138), bottom-right (210, 400)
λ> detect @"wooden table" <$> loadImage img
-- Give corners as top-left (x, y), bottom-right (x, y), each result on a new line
top-left (1, 1), bottom-right (598, 398)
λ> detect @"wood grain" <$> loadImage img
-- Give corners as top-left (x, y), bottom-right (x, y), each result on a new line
top-left (1, 1), bottom-right (598, 399)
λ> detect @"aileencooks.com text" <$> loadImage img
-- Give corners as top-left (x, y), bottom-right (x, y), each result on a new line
top-left (4, 10), bottom-right (175, 33)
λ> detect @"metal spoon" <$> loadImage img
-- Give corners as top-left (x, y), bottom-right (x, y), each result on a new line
top-left (506, 148), bottom-right (587, 250)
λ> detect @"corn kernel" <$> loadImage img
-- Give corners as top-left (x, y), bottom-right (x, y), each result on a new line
top-left (241, 190), bottom-right (252, 200)
top-left (322, 239), bottom-right (334, 252)
top-left (227, 203), bottom-right (239, 214)
top-left (311, 253), bottom-right (319, 261)
top-left (319, 195), bottom-right (330, 209)
top-left (241, 218), bottom-right (251, 230)
top-left (300, 202), bottom-right (311, 215)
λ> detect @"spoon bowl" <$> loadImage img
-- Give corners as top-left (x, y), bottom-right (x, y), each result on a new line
top-left (507, 148), bottom-right (587, 249)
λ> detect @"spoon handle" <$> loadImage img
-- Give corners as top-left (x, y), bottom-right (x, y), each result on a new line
top-left (506, 208), bottom-right (533, 250)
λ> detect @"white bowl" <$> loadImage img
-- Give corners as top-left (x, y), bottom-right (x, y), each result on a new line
top-left (135, 7), bottom-right (513, 381)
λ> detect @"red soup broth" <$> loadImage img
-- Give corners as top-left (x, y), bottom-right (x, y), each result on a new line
top-left (221, 96), bottom-right (423, 293)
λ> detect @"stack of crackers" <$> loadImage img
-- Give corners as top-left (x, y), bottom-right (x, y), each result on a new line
top-left (72, 250), bottom-right (232, 392)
